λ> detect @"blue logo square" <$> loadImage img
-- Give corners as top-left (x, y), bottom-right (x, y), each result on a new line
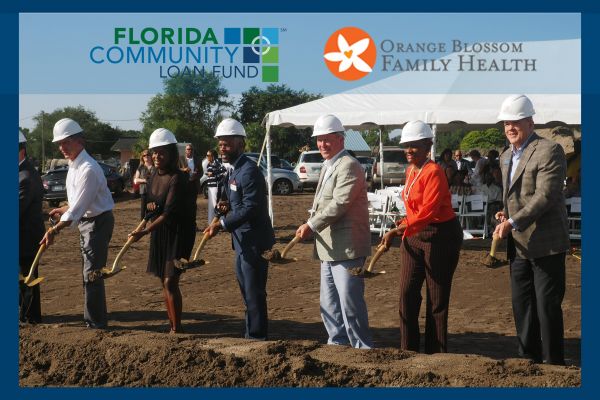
top-left (224, 28), bottom-right (241, 44)
top-left (243, 47), bottom-right (260, 63)
top-left (261, 28), bottom-right (279, 45)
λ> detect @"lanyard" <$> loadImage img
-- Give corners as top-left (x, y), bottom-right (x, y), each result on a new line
top-left (403, 159), bottom-right (430, 201)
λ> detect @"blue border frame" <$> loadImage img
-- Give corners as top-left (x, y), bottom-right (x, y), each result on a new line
top-left (6, 1), bottom-right (598, 399)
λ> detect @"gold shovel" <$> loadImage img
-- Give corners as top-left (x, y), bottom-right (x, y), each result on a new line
top-left (481, 233), bottom-right (506, 268)
top-left (175, 216), bottom-right (219, 270)
top-left (20, 216), bottom-right (58, 287)
top-left (265, 235), bottom-right (301, 264)
top-left (88, 219), bottom-right (148, 282)
top-left (349, 244), bottom-right (387, 278)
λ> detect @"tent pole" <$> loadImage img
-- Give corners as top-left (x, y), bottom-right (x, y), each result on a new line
top-left (379, 127), bottom-right (384, 189)
top-left (265, 125), bottom-right (274, 224)
top-left (258, 129), bottom-right (268, 165)
top-left (431, 123), bottom-right (437, 161)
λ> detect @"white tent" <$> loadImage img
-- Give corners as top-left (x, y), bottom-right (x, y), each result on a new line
top-left (260, 39), bottom-right (581, 222)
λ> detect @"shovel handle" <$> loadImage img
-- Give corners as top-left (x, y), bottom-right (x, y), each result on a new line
top-left (107, 219), bottom-right (147, 273)
top-left (191, 216), bottom-right (220, 261)
top-left (366, 245), bottom-right (386, 273)
top-left (280, 236), bottom-right (301, 259)
top-left (490, 233), bottom-right (500, 258)
top-left (24, 243), bottom-right (47, 284)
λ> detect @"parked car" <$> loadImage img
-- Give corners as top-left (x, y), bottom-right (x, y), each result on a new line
top-left (245, 152), bottom-right (294, 170)
top-left (293, 150), bottom-right (324, 190)
top-left (245, 154), bottom-right (302, 195)
top-left (372, 147), bottom-right (409, 188)
top-left (41, 162), bottom-right (125, 207)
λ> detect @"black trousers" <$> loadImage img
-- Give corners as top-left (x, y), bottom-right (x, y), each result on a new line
top-left (510, 252), bottom-right (566, 365)
top-left (398, 217), bottom-right (463, 353)
top-left (19, 255), bottom-right (41, 323)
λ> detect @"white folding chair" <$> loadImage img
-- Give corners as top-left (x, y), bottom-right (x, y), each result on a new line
top-left (368, 192), bottom-right (391, 236)
top-left (565, 197), bottom-right (581, 240)
top-left (461, 194), bottom-right (488, 238)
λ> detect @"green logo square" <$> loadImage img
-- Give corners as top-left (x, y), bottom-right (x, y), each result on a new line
top-left (262, 46), bottom-right (279, 63)
top-left (262, 66), bottom-right (279, 82)
top-left (243, 28), bottom-right (260, 45)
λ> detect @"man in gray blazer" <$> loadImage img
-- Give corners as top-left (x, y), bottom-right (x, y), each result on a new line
top-left (494, 95), bottom-right (570, 365)
top-left (296, 114), bottom-right (373, 349)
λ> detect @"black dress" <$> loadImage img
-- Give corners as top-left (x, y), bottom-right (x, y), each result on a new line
top-left (146, 169), bottom-right (196, 278)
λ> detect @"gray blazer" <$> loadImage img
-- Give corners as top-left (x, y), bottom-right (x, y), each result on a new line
top-left (308, 151), bottom-right (371, 261)
top-left (500, 132), bottom-right (570, 259)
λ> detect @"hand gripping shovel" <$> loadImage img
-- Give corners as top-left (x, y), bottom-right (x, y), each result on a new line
top-left (21, 216), bottom-right (58, 287)
top-left (265, 235), bottom-right (301, 264)
top-left (481, 233), bottom-right (506, 268)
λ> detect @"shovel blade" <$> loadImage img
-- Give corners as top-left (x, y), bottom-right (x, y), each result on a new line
top-left (101, 266), bottom-right (127, 280)
top-left (25, 277), bottom-right (44, 287)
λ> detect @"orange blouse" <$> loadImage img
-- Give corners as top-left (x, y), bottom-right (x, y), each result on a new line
top-left (401, 161), bottom-right (456, 238)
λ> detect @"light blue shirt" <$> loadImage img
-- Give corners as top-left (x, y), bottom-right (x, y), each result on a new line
top-left (507, 132), bottom-right (535, 230)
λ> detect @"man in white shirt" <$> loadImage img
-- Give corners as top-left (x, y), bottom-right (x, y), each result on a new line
top-left (40, 118), bottom-right (115, 329)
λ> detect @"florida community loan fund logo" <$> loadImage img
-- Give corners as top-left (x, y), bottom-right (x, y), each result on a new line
top-left (89, 27), bottom-right (280, 82)
top-left (323, 27), bottom-right (376, 81)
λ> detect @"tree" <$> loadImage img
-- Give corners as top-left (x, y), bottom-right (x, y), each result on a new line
top-left (139, 73), bottom-right (232, 155)
top-left (234, 84), bottom-right (321, 161)
top-left (361, 128), bottom-right (394, 151)
top-left (22, 106), bottom-right (125, 170)
top-left (434, 128), bottom-right (468, 155)
top-left (460, 128), bottom-right (505, 153)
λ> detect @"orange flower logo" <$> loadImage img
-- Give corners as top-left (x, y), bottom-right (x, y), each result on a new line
top-left (323, 27), bottom-right (377, 81)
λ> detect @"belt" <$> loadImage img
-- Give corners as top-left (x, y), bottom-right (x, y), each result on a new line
top-left (80, 210), bottom-right (111, 222)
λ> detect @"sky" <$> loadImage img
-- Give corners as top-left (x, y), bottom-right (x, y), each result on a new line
top-left (19, 13), bottom-right (580, 131)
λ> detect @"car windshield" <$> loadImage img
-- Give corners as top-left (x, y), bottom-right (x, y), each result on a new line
top-left (302, 153), bottom-right (324, 163)
top-left (383, 151), bottom-right (408, 163)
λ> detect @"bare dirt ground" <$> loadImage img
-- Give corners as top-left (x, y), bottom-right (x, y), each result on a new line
top-left (19, 192), bottom-right (581, 387)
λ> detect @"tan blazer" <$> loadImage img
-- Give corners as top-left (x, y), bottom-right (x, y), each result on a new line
top-left (308, 151), bottom-right (371, 261)
top-left (500, 133), bottom-right (570, 259)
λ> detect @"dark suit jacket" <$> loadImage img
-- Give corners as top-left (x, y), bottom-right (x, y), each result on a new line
top-left (19, 159), bottom-right (45, 260)
top-left (500, 133), bottom-right (570, 259)
top-left (222, 154), bottom-right (275, 254)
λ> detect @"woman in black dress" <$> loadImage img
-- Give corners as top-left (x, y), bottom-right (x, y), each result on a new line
top-left (129, 128), bottom-right (195, 333)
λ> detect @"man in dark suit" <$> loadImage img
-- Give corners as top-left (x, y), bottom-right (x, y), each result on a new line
top-left (19, 131), bottom-right (45, 323)
top-left (494, 95), bottom-right (570, 365)
top-left (204, 118), bottom-right (275, 340)
top-left (182, 143), bottom-right (202, 196)
top-left (453, 150), bottom-right (471, 184)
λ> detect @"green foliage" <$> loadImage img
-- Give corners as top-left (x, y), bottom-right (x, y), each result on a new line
top-left (460, 128), bottom-right (505, 152)
top-left (234, 84), bottom-right (321, 161)
top-left (140, 72), bottom-right (232, 156)
top-left (20, 106), bottom-right (131, 169)
top-left (434, 128), bottom-right (467, 155)
top-left (361, 129), bottom-right (394, 150)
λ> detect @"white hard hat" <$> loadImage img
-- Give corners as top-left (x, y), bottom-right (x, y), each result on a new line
top-left (215, 118), bottom-right (246, 137)
top-left (400, 120), bottom-right (433, 143)
top-left (52, 118), bottom-right (83, 142)
top-left (148, 128), bottom-right (178, 149)
top-left (497, 94), bottom-right (535, 121)
top-left (19, 131), bottom-right (26, 143)
top-left (312, 114), bottom-right (345, 137)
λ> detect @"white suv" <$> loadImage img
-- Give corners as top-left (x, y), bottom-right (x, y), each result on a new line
top-left (293, 150), bottom-right (324, 190)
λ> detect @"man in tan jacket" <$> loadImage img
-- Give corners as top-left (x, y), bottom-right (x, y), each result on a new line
top-left (296, 114), bottom-right (373, 348)
top-left (494, 95), bottom-right (570, 365)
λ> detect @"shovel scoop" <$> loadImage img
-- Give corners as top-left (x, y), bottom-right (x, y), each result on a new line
top-left (350, 244), bottom-right (387, 278)
top-left (265, 236), bottom-right (301, 264)
top-left (482, 233), bottom-right (506, 268)
top-left (175, 216), bottom-right (220, 271)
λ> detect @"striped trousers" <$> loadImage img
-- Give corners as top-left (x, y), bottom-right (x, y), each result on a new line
top-left (398, 217), bottom-right (463, 353)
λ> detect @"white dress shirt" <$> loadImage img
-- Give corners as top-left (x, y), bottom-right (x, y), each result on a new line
top-left (61, 149), bottom-right (114, 224)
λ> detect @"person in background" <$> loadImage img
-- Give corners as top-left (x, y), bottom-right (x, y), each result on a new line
top-left (133, 150), bottom-right (155, 219)
top-left (381, 120), bottom-right (463, 354)
top-left (494, 94), bottom-right (569, 365)
top-left (129, 128), bottom-right (196, 334)
top-left (204, 118), bottom-right (275, 340)
top-left (19, 131), bottom-right (45, 324)
top-left (295, 114), bottom-right (373, 349)
top-left (468, 149), bottom-right (488, 188)
top-left (40, 118), bottom-right (115, 329)
top-left (437, 148), bottom-right (457, 187)
top-left (205, 149), bottom-right (227, 224)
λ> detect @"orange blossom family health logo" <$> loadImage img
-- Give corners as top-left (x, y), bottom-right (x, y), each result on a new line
top-left (323, 27), bottom-right (376, 81)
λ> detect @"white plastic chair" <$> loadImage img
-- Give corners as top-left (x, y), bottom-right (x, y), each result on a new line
top-left (461, 194), bottom-right (488, 238)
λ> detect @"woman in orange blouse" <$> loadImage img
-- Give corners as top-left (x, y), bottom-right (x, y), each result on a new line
top-left (381, 120), bottom-right (463, 353)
